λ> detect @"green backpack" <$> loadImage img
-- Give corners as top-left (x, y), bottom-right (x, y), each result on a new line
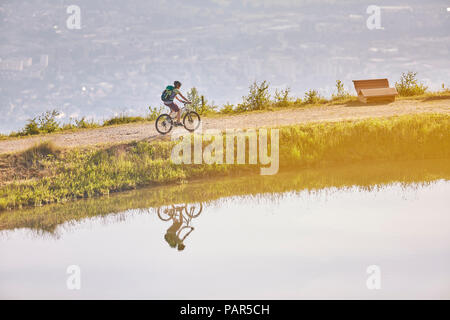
top-left (161, 85), bottom-right (175, 102)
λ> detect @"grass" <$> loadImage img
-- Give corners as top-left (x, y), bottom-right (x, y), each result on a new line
top-left (1, 158), bottom-right (448, 234)
top-left (397, 90), bottom-right (450, 101)
top-left (7, 110), bottom-right (163, 138)
top-left (102, 115), bottom-right (146, 126)
top-left (20, 141), bottom-right (60, 167)
top-left (0, 113), bottom-right (449, 211)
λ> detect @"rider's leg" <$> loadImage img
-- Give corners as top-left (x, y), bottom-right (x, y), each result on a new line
top-left (165, 102), bottom-right (176, 119)
top-left (169, 102), bottom-right (181, 124)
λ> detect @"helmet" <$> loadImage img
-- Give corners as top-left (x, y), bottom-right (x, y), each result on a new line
top-left (174, 81), bottom-right (182, 88)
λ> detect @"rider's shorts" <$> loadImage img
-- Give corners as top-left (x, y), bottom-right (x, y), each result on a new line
top-left (164, 101), bottom-right (180, 112)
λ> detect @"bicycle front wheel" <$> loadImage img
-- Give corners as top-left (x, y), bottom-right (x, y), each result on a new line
top-left (155, 114), bottom-right (173, 135)
top-left (183, 111), bottom-right (201, 132)
top-left (185, 203), bottom-right (203, 218)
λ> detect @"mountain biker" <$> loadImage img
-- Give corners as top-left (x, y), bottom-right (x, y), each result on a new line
top-left (161, 81), bottom-right (190, 126)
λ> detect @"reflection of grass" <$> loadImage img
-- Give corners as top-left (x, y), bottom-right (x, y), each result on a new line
top-left (1, 159), bottom-right (449, 234)
top-left (0, 113), bottom-right (449, 211)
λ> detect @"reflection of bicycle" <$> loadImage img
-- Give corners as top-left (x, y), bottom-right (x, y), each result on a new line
top-left (158, 203), bottom-right (203, 251)
top-left (155, 102), bottom-right (201, 135)
top-left (157, 203), bottom-right (203, 221)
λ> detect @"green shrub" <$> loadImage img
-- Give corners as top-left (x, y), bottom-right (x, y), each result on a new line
top-left (304, 89), bottom-right (326, 104)
top-left (38, 110), bottom-right (61, 133)
top-left (238, 80), bottom-right (271, 111)
top-left (274, 87), bottom-right (292, 108)
top-left (75, 117), bottom-right (99, 129)
top-left (331, 80), bottom-right (351, 100)
top-left (220, 103), bottom-right (235, 114)
top-left (21, 110), bottom-right (61, 135)
top-left (187, 87), bottom-right (202, 113)
top-left (395, 71), bottom-right (428, 96)
top-left (187, 87), bottom-right (216, 114)
top-left (148, 106), bottom-right (164, 121)
top-left (23, 118), bottom-right (41, 135)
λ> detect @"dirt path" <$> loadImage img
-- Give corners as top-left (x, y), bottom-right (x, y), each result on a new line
top-left (1, 98), bottom-right (449, 154)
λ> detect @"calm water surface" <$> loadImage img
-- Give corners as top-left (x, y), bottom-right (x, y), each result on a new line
top-left (1, 161), bottom-right (449, 299)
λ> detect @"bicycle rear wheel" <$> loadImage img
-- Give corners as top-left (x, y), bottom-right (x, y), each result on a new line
top-left (155, 114), bottom-right (173, 135)
top-left (157, 206), bottom-right (173, 221)
top-left (183, 111), bottom-right (201, 132)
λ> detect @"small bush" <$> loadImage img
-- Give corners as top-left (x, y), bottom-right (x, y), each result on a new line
top-left (331, 80), bottom-right (351, 101)
top-left (187, 87), bottom-right (216, 114)
top-left (21, 110), bottom-right (61, 135)
top-left (148, 106), bottom-right (164, 121)
top-left (395, 71), bottom-right (428, 96)
top-left (304, 89), bottom-right (326, 104)
top-left (221, 103), bottom-right (235, 114)
top-left (38, 110), bottom-right (61, 133)
top-left (438, 83), bottom-right (450, 94)
top-left (23, 118), bottom-right (41, 135)
top-left (75, 117), bottom-right (99, 129)
top-left (238, 80), bottom-right (271, 111)
top-left (274, 87), bottom-right (292, 108)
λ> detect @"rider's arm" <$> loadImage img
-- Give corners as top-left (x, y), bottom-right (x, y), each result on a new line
top-left (177, 92), bottom-right (190, 103)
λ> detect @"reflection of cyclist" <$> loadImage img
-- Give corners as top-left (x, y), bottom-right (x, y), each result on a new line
top-left (164, 214), bottom-right (185, 251)
top-left (159, 203), bottom-right (201, 251)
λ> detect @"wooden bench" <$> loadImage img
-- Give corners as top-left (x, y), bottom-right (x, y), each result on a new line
top-left (352, 78), bottom-right (398, 103)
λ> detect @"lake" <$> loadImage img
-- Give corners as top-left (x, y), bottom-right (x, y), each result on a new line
top-left (1, 159), bottom-right (449, 299)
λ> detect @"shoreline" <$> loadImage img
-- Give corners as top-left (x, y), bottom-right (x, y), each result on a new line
top-left (1, 158), bottom-right (449, 233)
top-left (0, 113), bottom-right (449, 212)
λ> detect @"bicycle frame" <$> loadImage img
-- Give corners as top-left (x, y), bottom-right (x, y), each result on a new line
top-left (169, 102), bottom-right (192, 119)
top-left (162, 204), bottom-right (193, 225)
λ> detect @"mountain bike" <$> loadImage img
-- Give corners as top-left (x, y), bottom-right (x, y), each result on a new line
top-left (155, 102), bottom-right (201, 135)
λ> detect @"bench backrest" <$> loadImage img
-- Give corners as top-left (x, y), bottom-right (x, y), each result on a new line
top-left (352, 79), bottom-right (390, 93)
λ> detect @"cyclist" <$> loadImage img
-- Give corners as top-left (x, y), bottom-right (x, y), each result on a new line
top-left (161, 81), bottom-right (190, 126)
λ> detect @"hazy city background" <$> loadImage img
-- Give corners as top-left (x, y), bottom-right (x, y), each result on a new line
top-left (1, 0), bottom-right (449, 134)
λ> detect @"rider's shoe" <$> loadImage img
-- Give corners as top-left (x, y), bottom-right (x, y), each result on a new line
top-left (174, 121), bottom-right (183, 127)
